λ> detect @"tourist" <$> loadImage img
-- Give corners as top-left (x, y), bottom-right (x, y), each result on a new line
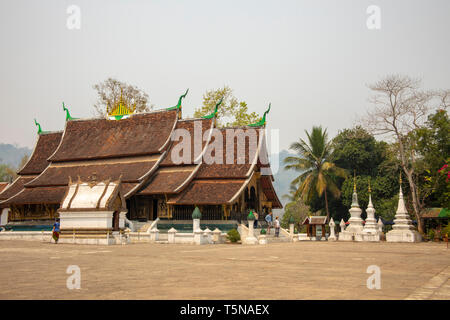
top-left (52, 218), bottom-right (60, 244)
top-left (265, 212), bottom-right (273, 234)
top-left (274, 216), bottom-right (280, 237)
top-left (254, 211), bottom-right (259, 229)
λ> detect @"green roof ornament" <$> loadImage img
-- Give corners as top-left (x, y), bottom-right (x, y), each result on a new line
top-left (167, 89), bottom-right (189, 111)
top-left (289, 215), bottom-right (295, 224)
top-left (247, 210), bottom-right (255, 221)
top-left (202, 97), bottom-right (223, 119)
top-left (248, 103), bottom-right (271, 127)
top-left (62, 102), bottom-right (77, 121)
top-left (192, 206), bottom-right (202, 219)
top-left (34, 119), bottom-right (43, 134)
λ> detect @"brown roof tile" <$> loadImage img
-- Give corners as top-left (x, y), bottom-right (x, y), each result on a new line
top-left (0, 183), bottom-right (8, 193)
top-left (0, 177), bottom-right (35, 201)
top-left (139, 166), bottom-right (196, 194)
top-left (18, 132), bottom-right (63, 175)
top-left (26, 160), bottom-right (158, 187)
top-left (167, 179), bottom-right (246, 205)
top-left (195, 128), bottom-right (261, 179)
top-left (160, 119), bottom-right (213, 166)
top-left (260, 175), bottom-right (283, 208)
top-left (49, 110), bottom-right (177, 162)
top-left (1, 186), bottom-right (67, 206)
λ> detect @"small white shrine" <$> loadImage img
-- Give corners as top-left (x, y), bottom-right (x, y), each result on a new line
top-left (58, 177), bottom-right (128, 244)
top-left (386, 180), bottom-right (422, 243)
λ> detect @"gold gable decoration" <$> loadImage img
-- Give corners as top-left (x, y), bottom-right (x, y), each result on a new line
top-left (108, 90), bottom-right (136, 120)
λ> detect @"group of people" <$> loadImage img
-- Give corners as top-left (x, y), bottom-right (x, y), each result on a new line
top-left (253, 211), bottom-right (281, 237)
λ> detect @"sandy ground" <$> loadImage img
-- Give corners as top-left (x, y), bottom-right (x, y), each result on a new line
top-left (0, 240), bottom-right (448, 300)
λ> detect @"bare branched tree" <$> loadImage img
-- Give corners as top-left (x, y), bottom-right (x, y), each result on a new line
top-left (93, 78), bottom-right (152, 117)
top-left (362, 75), bottom-right (440, 233)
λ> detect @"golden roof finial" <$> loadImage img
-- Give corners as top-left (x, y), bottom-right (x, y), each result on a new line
top-left (368, 177), bottom-right (371, 194)
top-left (353, 170), bottom-right (357, 192)
top-left (108, 88), bottom-right (136, 119)
top-left (399, 171), bottom-right (402, 185)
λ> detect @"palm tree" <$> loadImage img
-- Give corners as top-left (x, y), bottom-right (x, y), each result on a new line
top-left (284, 126), bottom-right (347, 221)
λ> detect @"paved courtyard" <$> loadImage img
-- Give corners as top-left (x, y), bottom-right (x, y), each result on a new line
top-left (0, 240), bottom-right (448, 300)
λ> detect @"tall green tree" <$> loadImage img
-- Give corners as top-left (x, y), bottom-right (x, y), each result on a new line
top-left (414, 108), bottom-right (450, 208)
top-left (284, 126), bottom-right (347, 221)
top-left (362, 75), bottom-right (447, 233)
top-left (328, 126), bottom-right (398, 221)
top-left (194, 86), bottom-right (261, 127)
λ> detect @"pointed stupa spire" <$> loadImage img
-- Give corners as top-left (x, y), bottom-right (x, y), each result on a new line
top-left (367, 177), bottom-right (373, 208)
top-left (397, 172), bottom-right (407, 214)
top-left (351, 171), bottom-right (359, 207)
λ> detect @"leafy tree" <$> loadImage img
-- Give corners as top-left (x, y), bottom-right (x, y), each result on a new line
top-left (331, 126), bottom-right (386, 176)
top-left (281, 198), bottom-right (311, 230)
top-left (362, 75), bottom-right (449, 232)
top-left (284, 126), bottom-right (347, 221)
top-left (0, 164), bottom-right (16, 182)
top-left (414, 109), bottom-right (450, 208)
top-left (327, 126), bottom-right (398, 222)
top-left (93, 78), bottom-right (152, 117)
top-left (194, 86), bottom-right (261, 127)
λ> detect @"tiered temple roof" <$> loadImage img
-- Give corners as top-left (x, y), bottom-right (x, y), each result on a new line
top-left (0, 98), bottom-right (282, 210)
top-left (0, 131), bottom-right (63, 203)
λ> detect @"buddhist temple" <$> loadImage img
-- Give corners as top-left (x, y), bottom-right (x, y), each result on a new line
top-left (0, 92), bottom-right (282, 231)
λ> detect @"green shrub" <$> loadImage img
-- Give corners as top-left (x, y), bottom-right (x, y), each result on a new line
top-left (441, 224), bottom-right (450, 238)
top-left (227, 229), bottom-right (241, 243)
top-left (427, 229), bottom-right (435, 241)
top-left (260, 228), bottom-right (267, 235)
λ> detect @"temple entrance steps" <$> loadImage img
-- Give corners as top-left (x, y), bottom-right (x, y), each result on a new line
top-left (131, 221), bottom-right (152, 232)
top-left (254, 228), bottom-right (291, 243)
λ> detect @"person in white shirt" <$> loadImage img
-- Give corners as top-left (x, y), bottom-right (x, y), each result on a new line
top-left (274, 216), bottom-right (280, 237)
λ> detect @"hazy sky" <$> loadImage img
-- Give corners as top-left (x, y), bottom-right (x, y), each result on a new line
top-left (1, 0), bottom-right (449, 152)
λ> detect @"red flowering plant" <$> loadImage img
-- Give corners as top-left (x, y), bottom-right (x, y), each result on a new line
top-left (423, 159), bottom-right (450, 209)
top-left (438, 163), bottom-right (449, 183)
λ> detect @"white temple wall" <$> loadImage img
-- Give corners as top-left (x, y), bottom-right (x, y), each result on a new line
top-left (1, 208), bottom-right (9, 226)
top-left (60, 211), bottom-right (114, 230)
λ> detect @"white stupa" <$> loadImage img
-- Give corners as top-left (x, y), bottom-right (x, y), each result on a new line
top-left (386, 177), bottom-right (422, 243)
top-left (339, 175), bottom-right (364, 241)
top-left (362, 182), bottom-right (382, 241)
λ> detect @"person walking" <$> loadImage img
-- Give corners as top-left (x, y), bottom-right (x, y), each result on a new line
top-left (254, 211), bottom-right (259, 229)
top-left (274, 216), bottom-right (280, 237)
top-left (265, 212), bottom-right (273, 234)
top-left (52, 218), bottom-right (60, 244)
